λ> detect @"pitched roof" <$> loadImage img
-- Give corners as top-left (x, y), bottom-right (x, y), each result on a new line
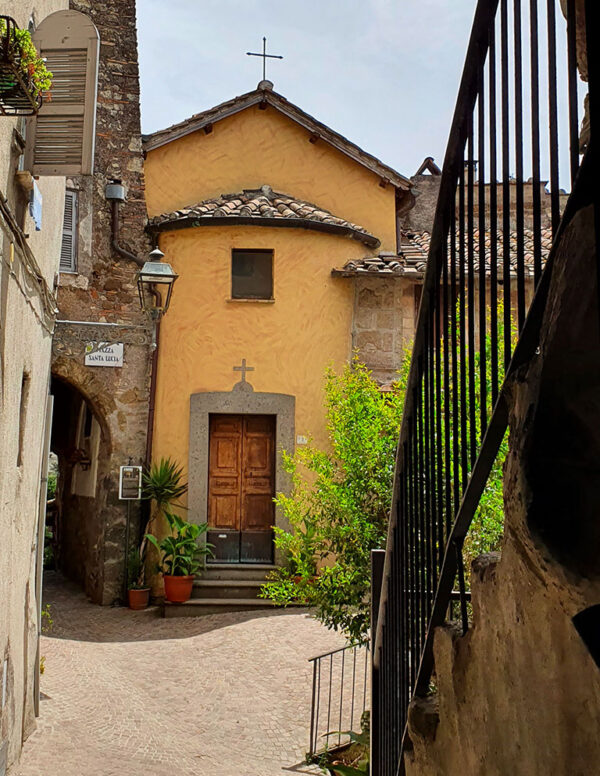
top-left (331, 227), bottom-right (553, 278)
top-left (147, 185), bottom-right (380, 249)
top-left (142, 83), bottom-right (411, 191)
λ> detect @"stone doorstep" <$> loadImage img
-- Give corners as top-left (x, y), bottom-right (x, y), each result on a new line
top-left (201, 563), bottom-right (279, 581)
top-left (160, 598), bottom-right (304, 618)
top-left (193, 579), bottom-right (266, 601)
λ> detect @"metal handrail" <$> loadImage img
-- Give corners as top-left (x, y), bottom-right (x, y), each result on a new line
top-left (372, 1), bottom-right (595, 773)
top-left (307, 641), bottom-right (370, 761)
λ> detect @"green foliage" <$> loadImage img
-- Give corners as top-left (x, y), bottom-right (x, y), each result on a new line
top-left (261, 355), bottom-right (410, 641)
top-left (141, 457), bottom-right (210, 581)
top-left (41, 603), bottom-right (53, 634)
top-left (146, 511), bottom-right (213, 577)
top-left (142, 457), bottom-right (188, 512)
top-left (127, 548), bottom-right (147, 590)
top-left (317, 712), bottom-right (370, 775)
top-left (0, 19), bottom-right (52, 97)
top-left (46, 470), bottom-right (57, 500)
top-left (263, 303), bottom-right (513, 640)
top-left (456, 307), bottom-right (515, 574)
top-left (43, 526), bottom-right (54, 569)
top-left (463, 432), bottom-right (507, 573)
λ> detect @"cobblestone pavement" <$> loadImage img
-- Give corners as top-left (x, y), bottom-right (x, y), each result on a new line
top-left (12, 573), bottom-right (345, 776)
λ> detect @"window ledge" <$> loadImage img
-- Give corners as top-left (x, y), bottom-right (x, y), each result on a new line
top-left (226, 297), bottom-right (275, 304)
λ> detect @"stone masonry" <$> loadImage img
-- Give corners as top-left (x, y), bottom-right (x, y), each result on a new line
top-left (352, 279), bottom-right (418, 384)
top-left (51, 0), bottom-right (152, 605)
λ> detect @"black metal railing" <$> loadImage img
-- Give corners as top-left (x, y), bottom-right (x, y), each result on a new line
top-left (0, 16), bottom-right (42, 116)
top-left (372, 0), bottom-right (596, 774)
top-left (307, 641), bottom-right (370, 761)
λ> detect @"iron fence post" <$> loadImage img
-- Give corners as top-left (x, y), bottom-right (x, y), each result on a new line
top-left (371, 549), bottom-right (386, 775)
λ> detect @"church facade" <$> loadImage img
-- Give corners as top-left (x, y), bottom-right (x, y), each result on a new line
top-left (142, 81), bottom-right (414, 570)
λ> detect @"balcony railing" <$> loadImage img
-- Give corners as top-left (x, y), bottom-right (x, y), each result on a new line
top-left (372, 0), bottom-right (597, 773)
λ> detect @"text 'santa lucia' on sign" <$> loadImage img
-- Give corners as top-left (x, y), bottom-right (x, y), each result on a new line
top-left (84, 342), bottom-right (124, 367)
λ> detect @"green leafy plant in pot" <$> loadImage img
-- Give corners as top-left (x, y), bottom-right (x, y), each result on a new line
top-left (127, 547), bottom-right (150, 610)
top-left (142, 458), bottom-right (212, 603)
top-left (146, 511), bottom-right (213, 603)
top-left (0, 17), bottom-right (53, 111)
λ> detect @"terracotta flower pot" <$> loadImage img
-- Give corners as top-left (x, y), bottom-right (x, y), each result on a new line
top-left (128, 588), bottom-right (150, 610)
top-left (163, 575), bottom-right (194, 603)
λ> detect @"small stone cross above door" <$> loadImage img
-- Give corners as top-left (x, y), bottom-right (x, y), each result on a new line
top-left (233, 359), bottom-right (255, 392)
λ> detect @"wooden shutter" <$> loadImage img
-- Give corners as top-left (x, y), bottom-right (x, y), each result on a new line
top-left (25, 11), bottom-right (99, 176)
top-left (60, 190), bottom-right (77, 272)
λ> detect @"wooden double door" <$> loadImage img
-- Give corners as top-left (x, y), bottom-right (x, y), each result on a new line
top-left (207, 414), bottom-right (275, 563)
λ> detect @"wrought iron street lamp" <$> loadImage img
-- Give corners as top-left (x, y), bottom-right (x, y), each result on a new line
top-left (136, 247), bottom-right (178, 317)
top-left (136, 247), bottom-right (178, 352)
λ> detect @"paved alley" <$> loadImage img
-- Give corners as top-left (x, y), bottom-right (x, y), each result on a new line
top-left (12, 574), bottom-right (345, 776)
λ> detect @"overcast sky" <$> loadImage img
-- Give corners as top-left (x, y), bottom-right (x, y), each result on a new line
top-left (136, 1), bottom-right (478, 178)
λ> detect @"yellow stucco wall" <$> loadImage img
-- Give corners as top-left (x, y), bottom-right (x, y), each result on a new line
top-left (152, 225), bottom-right (364, 475)
top-left (144, 104), bottom-right (398, 252)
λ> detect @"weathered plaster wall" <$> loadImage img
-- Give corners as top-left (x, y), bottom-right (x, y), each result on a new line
top-left (152, 225), bottom-right (359, 483)
top-left (0, 4), bottom-right (69, 770)
top-left (404, 205), bottom-right (600, 776)
top-left (144, 104), bottom-right (398, 252)
top-left (50, 0), bottom-right (151, 605)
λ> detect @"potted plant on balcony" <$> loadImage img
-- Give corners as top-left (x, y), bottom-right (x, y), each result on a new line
top-left (0, 16), bottom-right (52, 115)
top-left (127, 548), bottom-right (150, 610)
top-left (146, 511), bottom-right (213, 603)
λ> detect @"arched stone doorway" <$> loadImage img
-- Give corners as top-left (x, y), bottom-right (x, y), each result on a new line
top-left (50, 373), bottom-right (112, 603)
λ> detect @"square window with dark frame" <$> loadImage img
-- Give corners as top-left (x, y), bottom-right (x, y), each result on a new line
top-left (231, 249), bottom-right (273, 300)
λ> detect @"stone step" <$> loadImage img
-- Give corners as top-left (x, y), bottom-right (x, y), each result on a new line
top-left (161, 598), bottom-right (286, 618)
top-left (201, 563), bottom-right (278, 582)
top-left (192, 579), bottom-right (265, 601)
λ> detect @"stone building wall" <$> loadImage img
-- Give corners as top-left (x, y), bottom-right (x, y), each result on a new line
top-left (403, 204), bottom-right (600, 776)
top-left (51, 0), bottom-right (151, 605)
top-left (0, 3), bottom-right (70, 770)
top-left (352, 279), bottom-right (419, 384)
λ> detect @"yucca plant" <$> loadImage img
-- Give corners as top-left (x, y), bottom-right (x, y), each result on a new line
top-left (142, 457), bottom-right (188, 515)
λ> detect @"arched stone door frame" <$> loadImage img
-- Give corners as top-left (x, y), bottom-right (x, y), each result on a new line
top-left (50, 361), bottom-right (115, 602)
top-left (188, 384), bottom-right (295, 565)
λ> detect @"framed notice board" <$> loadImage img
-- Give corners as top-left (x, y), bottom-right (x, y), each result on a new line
top-left (119, 465), bottom-right (142, 500)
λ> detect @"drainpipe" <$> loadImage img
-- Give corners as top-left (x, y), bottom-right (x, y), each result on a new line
top-left (145, 317), bottom-right (160, 468)
top-left (111, 198), bottom-right (144, 267)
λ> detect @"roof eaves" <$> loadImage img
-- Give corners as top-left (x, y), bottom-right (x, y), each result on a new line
top-left (143, 88), bottom-right (411, 190)
top-left (143, 90), bottom-right (263, 152)
top-left (147, 214), bottom-right (381, 249)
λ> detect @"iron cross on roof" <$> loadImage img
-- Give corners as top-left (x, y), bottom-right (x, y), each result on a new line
top-left (233, 358), bottom-right (255, 382)
top-left (246, 37), bottom-right (283, 82)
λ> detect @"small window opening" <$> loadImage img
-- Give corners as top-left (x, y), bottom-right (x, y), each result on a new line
top-left (232, 249), bottom-right (273, 299)
top-left (17, 372), bottom-right (30, 467)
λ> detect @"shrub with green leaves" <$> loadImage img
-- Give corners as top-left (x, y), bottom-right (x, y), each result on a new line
top-left (262, 306), bottom-right (510, 640)
top-left (146, 511), bottom-right (213, 577)
top-left (261, 356), bottom-right (409, 642)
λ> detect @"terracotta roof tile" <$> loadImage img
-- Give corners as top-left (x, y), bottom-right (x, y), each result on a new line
top-left (332, 227), bottom-right (553, 278)
top-left (148, 185), bottom-right (380, 248)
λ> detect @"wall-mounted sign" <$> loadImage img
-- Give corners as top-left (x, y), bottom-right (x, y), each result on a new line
top-left (119, 465), bottom-right (142, 500)
top-left (84, 341), bottom-right (123, 367)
